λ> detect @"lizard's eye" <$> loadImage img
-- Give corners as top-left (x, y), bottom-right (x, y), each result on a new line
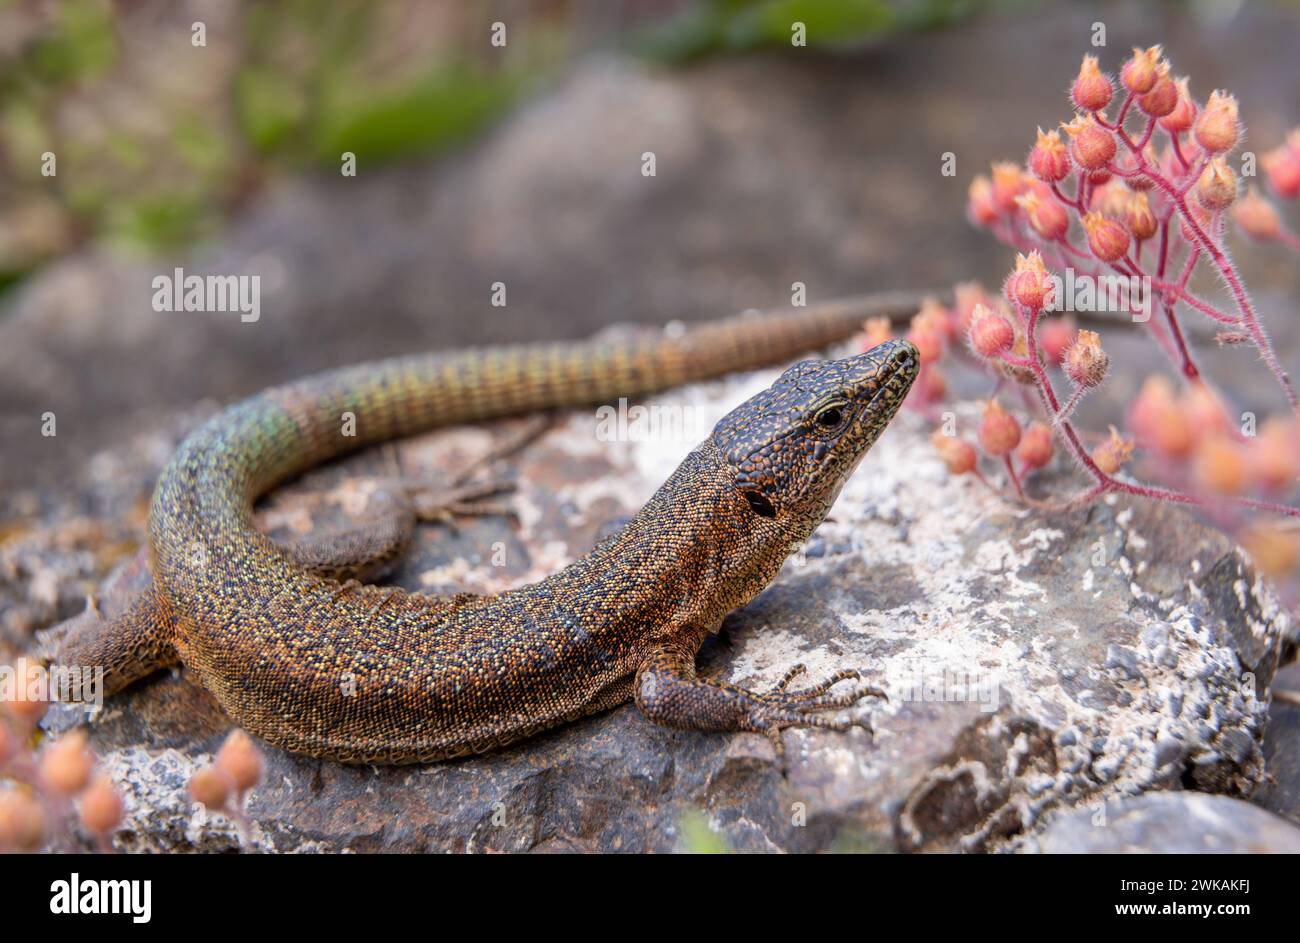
top-left (814, 404), bottom-right (845, 429)
top-left (741, 489), bottom-right (776, 518)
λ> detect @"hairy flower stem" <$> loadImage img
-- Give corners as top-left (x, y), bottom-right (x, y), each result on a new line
top-left (1007, 303), bottom-right (1300, 520)
top-left (1109, 117), bottom-right (1300, 408)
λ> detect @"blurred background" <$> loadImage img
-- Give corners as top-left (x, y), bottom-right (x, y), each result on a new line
top-left (2, 0), bottom-right (1300, 501)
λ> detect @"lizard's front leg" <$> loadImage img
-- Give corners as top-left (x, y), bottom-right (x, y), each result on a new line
top-left (633, 641), bottom-right (885, 764)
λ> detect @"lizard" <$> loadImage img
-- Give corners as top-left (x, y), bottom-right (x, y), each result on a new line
top-left (38, 295), bottom-right (920, 764)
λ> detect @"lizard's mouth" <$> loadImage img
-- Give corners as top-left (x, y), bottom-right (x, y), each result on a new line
top-left (857, 340), bottom-right (920, 426)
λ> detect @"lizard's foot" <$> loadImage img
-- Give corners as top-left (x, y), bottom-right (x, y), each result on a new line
top-left (753, 664), bottom-right (887, 766)
top-left (409, 477), bottom-right (518, 530)
top-left (634, 645), bottom-right (887, 775)
top-left (405, 415), bottom-right (552, 529)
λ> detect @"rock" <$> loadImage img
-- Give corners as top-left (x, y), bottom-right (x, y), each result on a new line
top-left (35, 361), bottom-right (1290, 853)
top-left (1252, 663), bottom-right (1300, 824)
top-left (1030, 791), bottom-right (1300, 853)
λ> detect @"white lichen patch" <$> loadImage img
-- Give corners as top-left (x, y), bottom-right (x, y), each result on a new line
top-left (97, 747), bottom-right (273, 853)
top-left (723, 626), bottom-right (850, 687)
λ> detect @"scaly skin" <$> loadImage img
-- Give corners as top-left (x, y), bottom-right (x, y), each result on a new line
top-left (44, 297), bottom-right (920, 763)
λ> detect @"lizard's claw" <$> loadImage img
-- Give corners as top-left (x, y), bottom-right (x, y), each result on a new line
top-left (766, 665), bottom-right (865, 703)
top-left (749, 666), bottom-right (888, 772)
top-left (772, 663), bottom-right (808, 692)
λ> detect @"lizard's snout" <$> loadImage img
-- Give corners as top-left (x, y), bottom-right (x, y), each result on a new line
top-left (843, 339), bottom-right (920, 406)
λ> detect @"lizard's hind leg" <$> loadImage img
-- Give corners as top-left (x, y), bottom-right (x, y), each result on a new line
top-left (34, 550), bottom-right (179, 699)
top-left (282, 414), bottom-right (551, 567)
top-left (279, 484), bottom-right (419, 582)
top-left (276, 475), bottom-right (519, 580)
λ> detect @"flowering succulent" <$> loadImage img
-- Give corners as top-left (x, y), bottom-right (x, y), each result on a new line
top-left (1071, 56), bottom-right (1113, 113)
top-left (1029, 127), bottom-right (1072, 183)
top-left (937, 45), bottom-right (1300, 608)
top-left (1120, 47), bottom-right (1161, 95)
top-left (1064, 330), bottom-right (1108, 389)
top-left (0, 685), bottom-right (125, 852)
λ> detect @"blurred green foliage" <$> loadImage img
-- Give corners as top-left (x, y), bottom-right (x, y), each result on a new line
top-left (234, 2), bottom-right (528, 165)
top-left (678, 808), bottom-right (731, 853)
top-left (636, 0), bottom-right (988, 61)
top-left (28, 0), bottom-right (117, 83)
top-left (309, 66), bottom-right (521, 165)
top-left (0, 0), bottom-right (988, 290)
top-left (0, 0), bottom-right (545, 280)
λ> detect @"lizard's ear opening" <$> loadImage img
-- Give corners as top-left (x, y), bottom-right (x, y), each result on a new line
top-left (740, 488), bottom-right (776, 518)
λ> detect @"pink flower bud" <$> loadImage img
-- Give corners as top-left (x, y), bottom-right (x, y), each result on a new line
top-left (1241, 525), bottom-right (1300, 579)
top-left (1016, 423), bottom-right (1054, 470)
top-left (990, 162), bottom-right (1025, 213)
top-left (1250, 418), bottom-right (1300, 492)
top-left (216, 729), bottom-right (264, 798)
top-left (0, 790), bottom-right (47, 851)
top-left (1262, 137), bottom-right (1300, 199)
top-left (1038, 318), bottom-right (1075, 365)
top-left (917, 367), bottom-right (947, 404)
top-left (931, 430), bottom-right (977, 476)
top-left (1028, 127), bottom-right (1072, 182)
top-left (1158, 78), bottom-right (1196, 134)
top-left (1233, 186), bottom-right (1282, 241)
top-left (1082, 211), bottom-right (1130, 262)
top-left (1196, 158), bottom-right (1237, 210)
top-left (80, 776), bottom-right (124, 835)
top-left (1128, 377), bottom-right (1193, 457)
top-left (860, 316), bottom-right (893, 350)
top-left (1093, 426), bottom-right (1135, 475)
top-left (953, 281), bottom-right (991, 333)
top-left (1015, 191), bottom-right (1069, 241)
top-left (1120, 46), bottom-right (1162, 95)
top-left (1063, 115), bottom-right (1116, 171)
top-left (1071, 55), bottom-right (1114, 113)
top-left (40, 729), bottom-right (94, 797)
top-left (1125, 192), bottom-right (1158, 240)
top-left (1138, 65), bottom-right (1178, 118)
top-left (1064, 330), bottom-right (1109, 388)
top-left (967, 175), bottom-right (999, 225)
top-left (1005, 251), bottom-right (1055, 311)
top-left (1193, 91), bottom-right (1240, 154)
top-left (969, 304), bottom-right (1015, 358)
top-left (190, 767), bottom-right (233, 811)
top-left (1193, 435), bottom-right (1247, 495)
top-left (978, 401), bottom-right (1022, 457)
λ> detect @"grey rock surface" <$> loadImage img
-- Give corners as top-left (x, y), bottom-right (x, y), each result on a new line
top-left (1031, 791), bottom-right (1300, 853)
top-left (1252, 662), bottom-right (1300, 824)
top-left (34, 360), bottom-right (1291, 852)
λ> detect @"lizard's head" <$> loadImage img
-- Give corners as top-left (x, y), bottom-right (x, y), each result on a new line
top-left (712, 339), bottom-right (919, 530)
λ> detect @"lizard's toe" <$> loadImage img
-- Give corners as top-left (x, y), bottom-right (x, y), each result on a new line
top-left (764, 667), bottom-right (875, 708)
